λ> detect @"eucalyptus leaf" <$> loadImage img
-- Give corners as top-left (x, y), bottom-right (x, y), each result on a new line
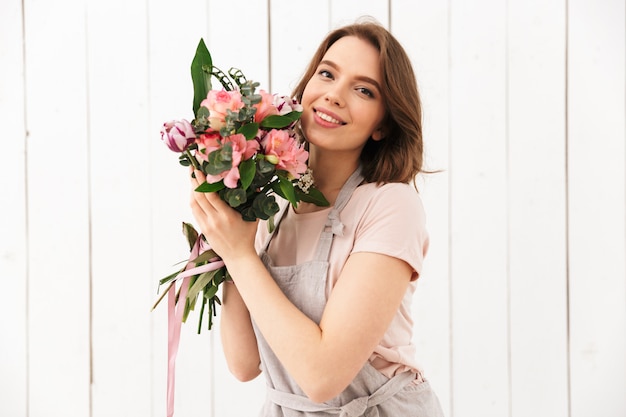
top-left (257, 157), bottom-right (275, 175)
top-left (196, 105), bottom-right (210, 119)
top-left (191, 39), bottom-right (212, 115)
top-left (224, 188), bottom-right (247, 208)
top-left (205, 145), bottom-right (233, 175)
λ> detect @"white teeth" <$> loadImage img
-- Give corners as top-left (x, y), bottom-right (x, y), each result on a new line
top-left (317, 111), bottom-right (342, 124)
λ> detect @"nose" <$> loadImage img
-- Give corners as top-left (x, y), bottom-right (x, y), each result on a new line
top-left (324, 85), bottom-right (345, 107)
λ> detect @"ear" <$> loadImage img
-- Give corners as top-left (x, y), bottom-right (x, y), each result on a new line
top-left (371, 127), bottom-right (385, 141)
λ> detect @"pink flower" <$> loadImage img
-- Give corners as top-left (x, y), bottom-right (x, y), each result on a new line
top-left (253, 90), bottom-right (279, 122)
top-left (195, 130), bottom-right (222, 162)
top-left (261, 129), bottom-right (308, 179)
top-left (204, 133), bottom-right (260, 188)
top-left (161, 119), bottom-right (196, 152)
top-left (200, 90), bottom-right (244, 130)
top-left (273, 95), bottom-right (303, 115)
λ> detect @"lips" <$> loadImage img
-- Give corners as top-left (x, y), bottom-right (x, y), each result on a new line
top-left (313, 108), bottom-right (346, 125)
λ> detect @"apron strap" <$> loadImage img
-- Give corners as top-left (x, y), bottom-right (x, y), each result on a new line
top-left (266, 371), bottom-right (416, 416)
top-left (314, 166), bottom-right (364, 262)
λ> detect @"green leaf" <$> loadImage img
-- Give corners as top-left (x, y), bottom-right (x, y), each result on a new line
top-left (277, 176), bottom-right (297, 206)
top-left (228, 68), bottom-right (248, 89)
top-left (195, 181), bottom-right (225, 193)
top-left (296, 187), bottom-right (330, 206)
top-left (282, 110), bottom-right (302, 122)
top-left (239, 159), bottom-right (256, 190)
top-left (212, 66), bottom-right (234, 91)
top-left (223, 188), bottom-right (247, 208)
top-left (158, 269), bottom-right (181, 286)
top-left (190, 249), bottom-right (219, 264)
top-left (252, 193), bottom-right (279, 219)
top-left (237, 122), bottom-right (259, 140)
top-left (182, 222), bottom-right (199, 251)
top-left (187, 270), bottom-right (217, 302)
top-left (257, 157), bottom-right (275, 175)
top-left (260, 112), bottom-right (301, 129)
top-left (205, 144), bottom-right (233, 175)
top-left (204, 284), bottom-right (219, 300)
top-left (191, 39), bottom-right (213, 115)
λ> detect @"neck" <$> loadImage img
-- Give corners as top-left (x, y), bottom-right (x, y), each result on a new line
top-left (302, 145), bottom-right (360, 209)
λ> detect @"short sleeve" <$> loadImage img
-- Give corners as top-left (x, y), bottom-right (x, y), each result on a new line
top-left (351, 183), bottom-right (429, 280)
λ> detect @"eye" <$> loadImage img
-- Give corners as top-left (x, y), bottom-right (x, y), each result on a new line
top-left (357, 87), bottom-right (375, 98)
top-left (318, 69), bottom-right (333, 79)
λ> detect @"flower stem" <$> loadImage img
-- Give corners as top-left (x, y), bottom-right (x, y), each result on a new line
top-left (185, 149), bottom-right (202, 171)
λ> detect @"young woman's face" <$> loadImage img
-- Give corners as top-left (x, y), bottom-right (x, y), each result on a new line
top-left (300, 36), bottom-right (386, 156)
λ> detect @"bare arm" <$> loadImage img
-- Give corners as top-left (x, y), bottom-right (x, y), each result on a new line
top-left (219, 282), bottom-right (261, 381)
top-left (225, 250), bottom-right (411, 403)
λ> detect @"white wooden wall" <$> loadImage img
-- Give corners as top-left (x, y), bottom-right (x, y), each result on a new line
top-left (1, 1), bottom-right (624, 416)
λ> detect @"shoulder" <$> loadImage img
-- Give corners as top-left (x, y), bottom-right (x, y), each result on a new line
top-left (350, 182), bottom-right (426, 223)
top-left (346, 182), bottom-right (429, 279)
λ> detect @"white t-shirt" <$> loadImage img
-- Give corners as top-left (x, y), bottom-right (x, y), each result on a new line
top-left (255, 181), bottom-right (429, 378)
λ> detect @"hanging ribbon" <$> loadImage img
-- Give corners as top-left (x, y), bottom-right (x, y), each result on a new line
top-left (166, 235), bottom-right (225, 417)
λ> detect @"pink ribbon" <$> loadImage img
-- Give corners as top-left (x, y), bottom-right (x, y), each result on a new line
top-left (167, 235), bottom-right (224, 417)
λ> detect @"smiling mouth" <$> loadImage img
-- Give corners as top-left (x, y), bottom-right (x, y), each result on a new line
top-left (314, 109), bottom-right (346, 125)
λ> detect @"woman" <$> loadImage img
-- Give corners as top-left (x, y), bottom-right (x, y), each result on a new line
top-left (190, 21), bottom-right (444, 416)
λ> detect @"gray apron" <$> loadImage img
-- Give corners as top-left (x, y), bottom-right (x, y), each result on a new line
top-left (254, 167), bottom-right (444, 417)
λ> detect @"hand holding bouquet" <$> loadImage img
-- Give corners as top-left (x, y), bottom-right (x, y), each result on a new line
top-left (154, 39), bottom-right (328, 417)
top-left (154, 39), bottom-right (327, 332)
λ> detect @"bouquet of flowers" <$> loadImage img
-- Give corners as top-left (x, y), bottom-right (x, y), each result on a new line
top-left (154, 39), bottom-right (328, 417)
top-left (153, 39), bottom-right (328, 332)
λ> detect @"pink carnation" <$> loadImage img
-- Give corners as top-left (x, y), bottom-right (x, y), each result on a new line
top-left (204, 133), bottom-right (260, 188)
top-left (261, 129), bottom-right (308, 179)
top-left (200, 90), bottom-right (244, 130)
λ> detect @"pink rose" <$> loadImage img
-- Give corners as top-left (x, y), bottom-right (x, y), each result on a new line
top-left (194, 129), bottom-right (222, 162)
top-left (204, 133), bottom-right (260, 188)
top-left (261, 129), bottom-right (308, 179)
top-left (161, 119), bottom-right (196, 152)
top-left (253, 90), bottom-right (279, 122)
top-left (200, 90), bottom-right (244, 130)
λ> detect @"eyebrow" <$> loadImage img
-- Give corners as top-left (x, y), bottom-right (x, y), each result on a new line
top-left (319, 59), bottom-right (381, 93)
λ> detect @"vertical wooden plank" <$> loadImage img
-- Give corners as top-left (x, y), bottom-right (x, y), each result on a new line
top-left (22, 0), bottom-right (91, 415)
top-left (329, 0), bottom-right (389, 28)
top-left (84, 1), bottom-right (154, 415)
top-left (392, 0), bottom-right (452, 414)
top-left (449, 0), bottom-right (510, 415)
top-left (508, 1), bottom-right (570, 416)
top-left (568, 0), bottom-right (626, 416)
top-left (147, 1), bottom-right (217, 416)
top-left (207, 0), bottom-right (270, 89)
top-left (269, 0), bottom-right (331, 95)
top-left (0, 1), bottom-right (28, 416)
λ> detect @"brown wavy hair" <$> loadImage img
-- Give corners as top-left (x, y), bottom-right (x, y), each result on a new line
top-left (292, 20), bottom-right (423, 184)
